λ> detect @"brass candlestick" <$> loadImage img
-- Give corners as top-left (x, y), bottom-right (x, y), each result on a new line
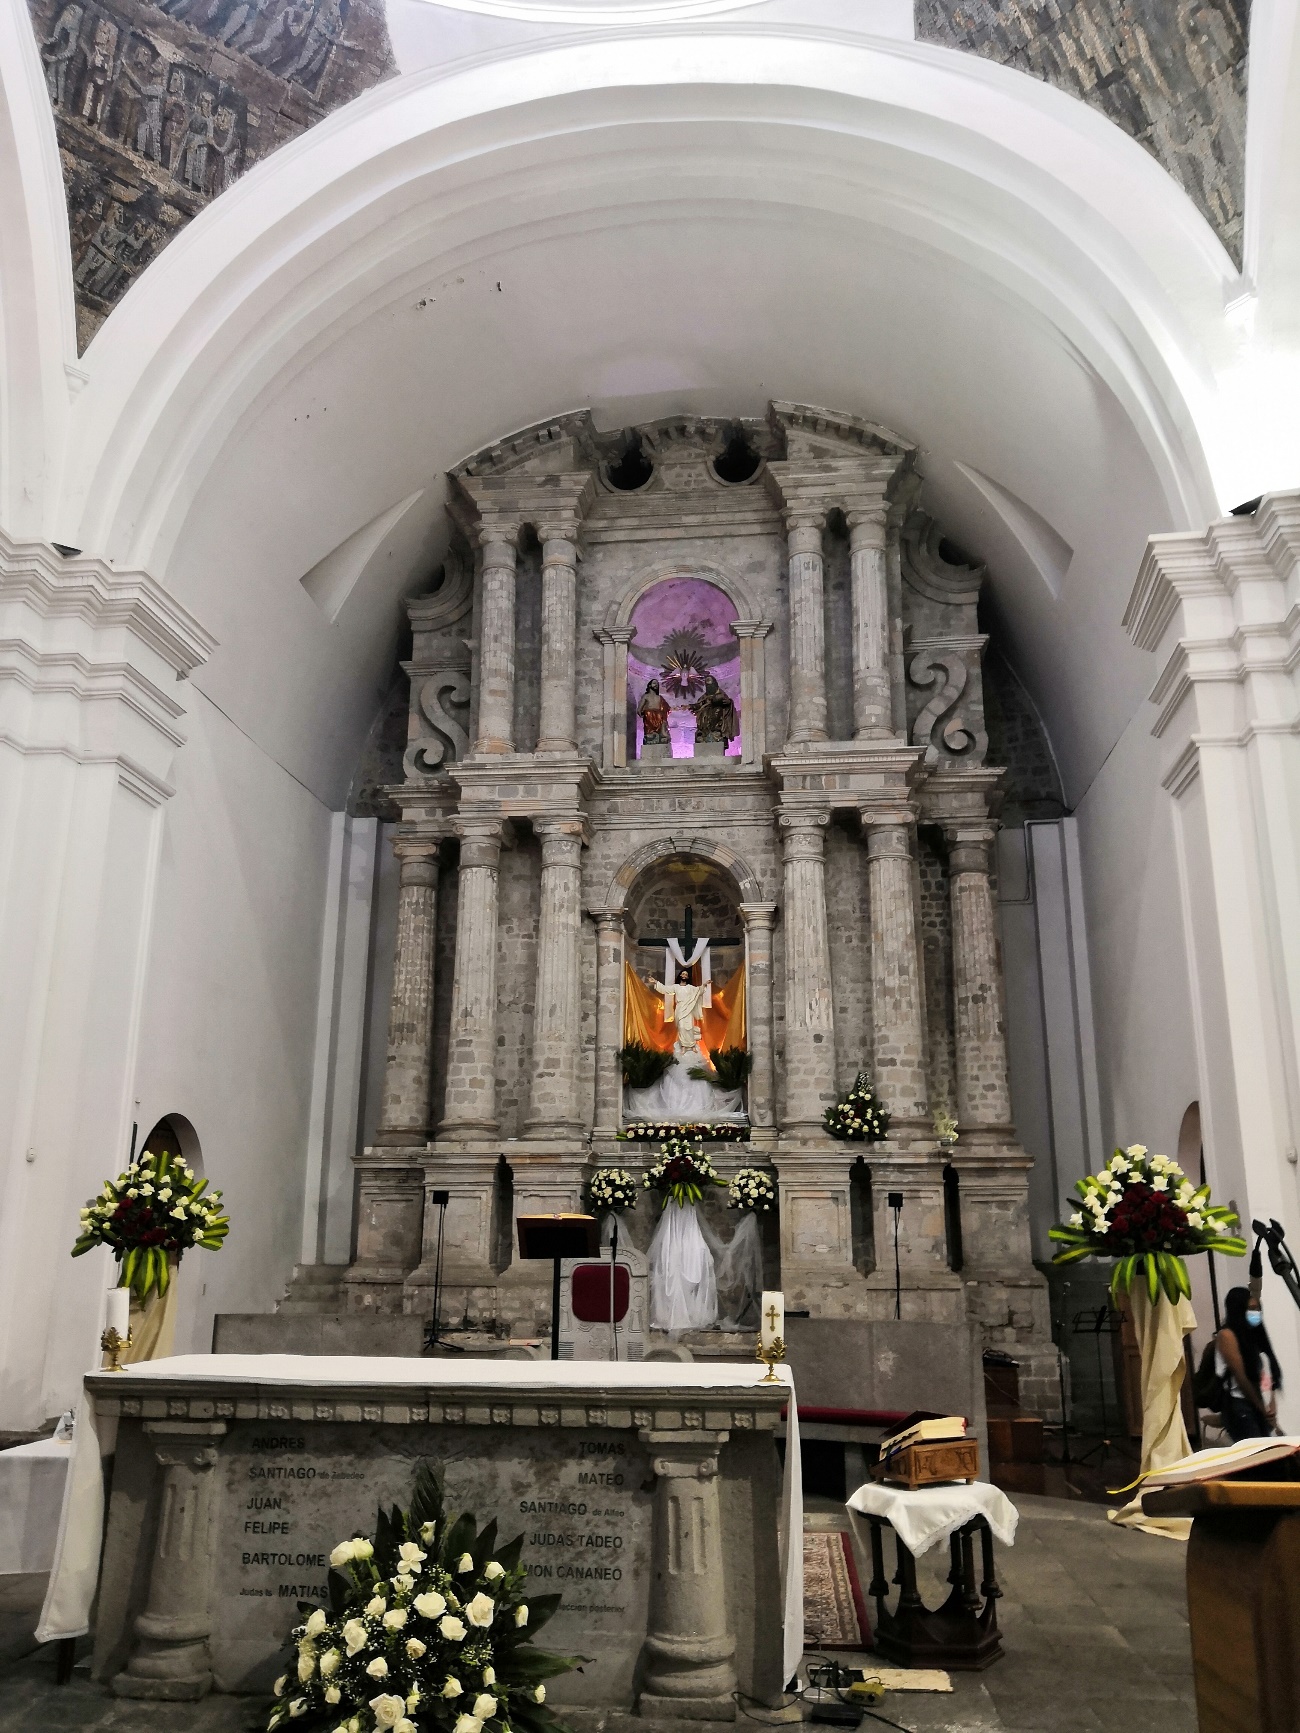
top-left (756, 1335), bottom-right (786, 1382)
top-left (100, 1327), bottom-right (131, 1372)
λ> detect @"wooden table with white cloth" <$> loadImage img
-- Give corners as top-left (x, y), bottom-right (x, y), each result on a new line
top-left (847, 1479), bottom-right (1018, 1670)
top-left (40, 1356), bottom-right (802, 1712)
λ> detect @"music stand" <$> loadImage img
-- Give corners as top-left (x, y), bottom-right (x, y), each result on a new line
top-left (516, 1214), bottom-right (600, 1361)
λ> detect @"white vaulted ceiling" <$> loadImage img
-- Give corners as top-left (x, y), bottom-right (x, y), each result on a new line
top-left (3, 1), bottom-right (1299, 808)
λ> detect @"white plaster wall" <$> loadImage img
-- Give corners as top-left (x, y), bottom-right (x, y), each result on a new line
top-left (127, 695), bottom-right (334, 1372)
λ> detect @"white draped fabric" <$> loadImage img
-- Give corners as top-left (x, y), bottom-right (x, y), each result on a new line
top-left (625, 1063), bottom-right (745, 1122)
top-left (648, 1201), bottom-right (719, 1330)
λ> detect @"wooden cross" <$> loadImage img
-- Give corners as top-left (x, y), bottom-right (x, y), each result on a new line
top-left (639, 903), bottom-right (742, 953)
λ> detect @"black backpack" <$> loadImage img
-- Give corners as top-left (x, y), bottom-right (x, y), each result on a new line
top-left (1193, 1338), bottom-right (1225, 1413)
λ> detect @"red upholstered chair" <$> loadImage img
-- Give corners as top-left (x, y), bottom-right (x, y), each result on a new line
top-left (571, 1263), bottom-right (630, 1324)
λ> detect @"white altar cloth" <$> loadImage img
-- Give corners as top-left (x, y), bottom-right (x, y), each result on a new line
top-left (39, 1355), bottom-right (803, 1683)
top-left (846, 1479), bottom-right (1018, 1557)
top-left (0, 1438), bottom-right (71, 1575)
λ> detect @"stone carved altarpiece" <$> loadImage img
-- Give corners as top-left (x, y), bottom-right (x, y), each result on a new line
top-left (345, 402), bottom-right (1052, 1399)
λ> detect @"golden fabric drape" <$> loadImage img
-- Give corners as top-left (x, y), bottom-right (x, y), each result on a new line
top-left (623, 963), bottom-right (674, 1051)
top-left (701, 963), bottom-right (746, 1053)
top-left (623, 962), bottom-right (747, 1054)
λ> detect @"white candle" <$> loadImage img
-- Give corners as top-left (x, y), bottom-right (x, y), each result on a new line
top-left (760, 1290), bottom-right (784, 1351)
top-left (105, 1286), bottom-right (130, 1338)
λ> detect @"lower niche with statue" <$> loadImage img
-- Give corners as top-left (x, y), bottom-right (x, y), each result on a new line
top-left (221, 401), bottom-right (1058, 1420)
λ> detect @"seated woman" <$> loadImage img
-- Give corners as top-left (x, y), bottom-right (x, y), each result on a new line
top-left (1215, 1284), bottom-right (1283, 1440)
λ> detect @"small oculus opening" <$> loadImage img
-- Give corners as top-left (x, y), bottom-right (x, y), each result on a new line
top-left (607, 432), bottom-right (654, 492)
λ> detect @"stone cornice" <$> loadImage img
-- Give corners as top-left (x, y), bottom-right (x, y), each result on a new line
top-left (0, 531), bottom-right (217, 676)
top-left (88, 1374), bottom-right (787, 1435)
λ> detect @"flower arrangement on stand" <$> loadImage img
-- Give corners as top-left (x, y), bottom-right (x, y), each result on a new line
top-left (267, 1462), bottom-right (575, 1733)
top-left (619, 1122), bottom-right (747, 1143)
top-left (587, 1169), bottom-right (638, 1216)
top-left (727, 1168), bottom-right (776, 1213)
top-left (1049, 1143), bottom-right (1246, 1302)
top-left (823, 1073), bottom-right (891, 1143)
top-left (643, 1135), bottom-right (726, 1208)
top-left (72, 1144), bottom-right (229, 1301)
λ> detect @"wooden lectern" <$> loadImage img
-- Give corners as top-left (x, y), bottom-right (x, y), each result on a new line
top-left (1142, 1480), bottom-right (1300, 1732)
top-left (516, 1214), bottom-right (600, 1361)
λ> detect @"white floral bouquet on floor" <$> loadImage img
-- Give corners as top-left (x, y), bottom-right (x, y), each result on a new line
top-left (267, 1463), bottom-right (575, 1733)
top-left (1049, 1143), bottom-right (1246, 1303)
top-left (587, 1168), bottom-right (638, 1215)
top-left (727, 1167), bottom-right (776, 1213)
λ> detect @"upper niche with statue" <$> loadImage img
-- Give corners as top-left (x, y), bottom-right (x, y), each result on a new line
top-left (397, 404), bottom-right (993, 780)
top-left (629, 578), bottom-right (741, 761)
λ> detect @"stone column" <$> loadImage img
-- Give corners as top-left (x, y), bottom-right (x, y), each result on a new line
top-left (595, 627), bottom-right (635, 769)
top-left (739, 902), bottom-right (777, 1142)
top-left (783, 512), bottom-right (828, 744)
top-left (439, 818), bottom-right (504, 1136)
top-left (525, 819), bottom-right (586, 1137)
top-left (474, 529), bottom-right (517, 754)
top-left (537, 526), bottom-right (579, 753)
top-left (375, 838), bottom-right (440, 1144)
top-left (638, 1429), bottom-right (737, 1719)
top-left (733, 619), bottom-right (773, 765)
top-left (113, 1422), bottom-right (226, 1700)
top-left (848, 508), bottom-right (892, 738)
top-left (946, 826), bottom-right (1013, 1134)
top-left (591, 908), bottom-right (625, 1139)
top-left (866, 818), bottom-right (929, 1131)
top-left (779, 812), bottom-right (836, 1132)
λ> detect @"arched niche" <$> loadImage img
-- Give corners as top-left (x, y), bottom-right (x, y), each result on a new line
top-left (596, 562), bottom-right (771, 770)
top-left (141, 1111), bottom-right (203, 1175)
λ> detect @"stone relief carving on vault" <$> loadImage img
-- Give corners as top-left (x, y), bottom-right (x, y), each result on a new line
top-left (30, 0), bottom-right (396, 350)
top-left (915, 0), bottom-right (1249, 266)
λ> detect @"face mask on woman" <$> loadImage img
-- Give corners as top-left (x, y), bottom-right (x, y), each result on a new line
top-left (1246, 1309), bottom-right (1263, 1328)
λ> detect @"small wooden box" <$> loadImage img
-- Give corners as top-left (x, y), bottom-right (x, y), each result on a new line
top-left (875, 1437), bottom-right (980, 1488)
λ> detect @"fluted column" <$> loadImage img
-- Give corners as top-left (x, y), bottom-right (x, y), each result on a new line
top-left (474, 529), bottom-right (518, 754)
top-left (595, 627), bottom-right (635, 769)
top-left (779, 812), bottom-right (836, 1132)
top-left (376, 839), bottom-right (440, 1144)
top-left (784, 513), bottom-right (828, 744)
top-left (525, 819), bottom-right (587, 1136)
top-left (537, 525), bottom-right (579, 753)
top-left (739, 902), bottom-right (777, 1141)
top-left (638, 1429), bottom-right (737, 1719)
top-left (591, 908), bottom-right (625, 1138)
top-left (113, 1422), bottom-right (226, 1700)
top-left (866, 818), bottom-right (929, 1130)
top-left (439, 818), bottom-right (504, 1136)
top-left (946, 826), bottom-right (1013, 1133)
top-left (733, 619), bottom-right (773, 764)
top-left (848, 508), bottom-right (892, 738)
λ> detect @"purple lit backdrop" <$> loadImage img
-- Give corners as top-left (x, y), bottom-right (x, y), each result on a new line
top-left (627, 577), bottom-right (741, 758)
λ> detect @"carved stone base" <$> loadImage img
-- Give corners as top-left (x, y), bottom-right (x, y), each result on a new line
top-left (639, 1690), bottom-right (737, 1721)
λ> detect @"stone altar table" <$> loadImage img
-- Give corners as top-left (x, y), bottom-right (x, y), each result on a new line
top-left (44, 1357), bottom-right (801, 1716)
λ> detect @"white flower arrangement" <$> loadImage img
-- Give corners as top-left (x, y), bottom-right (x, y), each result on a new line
top-left (71, 1143), bottom-right (230, 1302)
top-left (643, 1136), bottom-right (726, 1207)
top-left (824, 1072), bottom-right (891, 1143)
top-left (267, 1463), bottom-right (575, 1733)
top-left (727, 1167), bottom-right (776, 1213)
top-left (587, 1169), bottom-right (638, 1215)
top-left (1050, 1142), bottom-right (1246, 1302)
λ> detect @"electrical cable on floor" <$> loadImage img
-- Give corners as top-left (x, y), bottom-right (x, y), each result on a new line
top-left (800, 1652), bottom-right (918, 1733)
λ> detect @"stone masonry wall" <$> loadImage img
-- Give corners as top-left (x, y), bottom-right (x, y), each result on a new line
top-left (826, 818), bottom-right (872, 1093)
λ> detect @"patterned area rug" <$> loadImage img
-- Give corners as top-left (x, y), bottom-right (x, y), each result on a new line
top-left (803, 1527), bottom-right (872, 1650)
